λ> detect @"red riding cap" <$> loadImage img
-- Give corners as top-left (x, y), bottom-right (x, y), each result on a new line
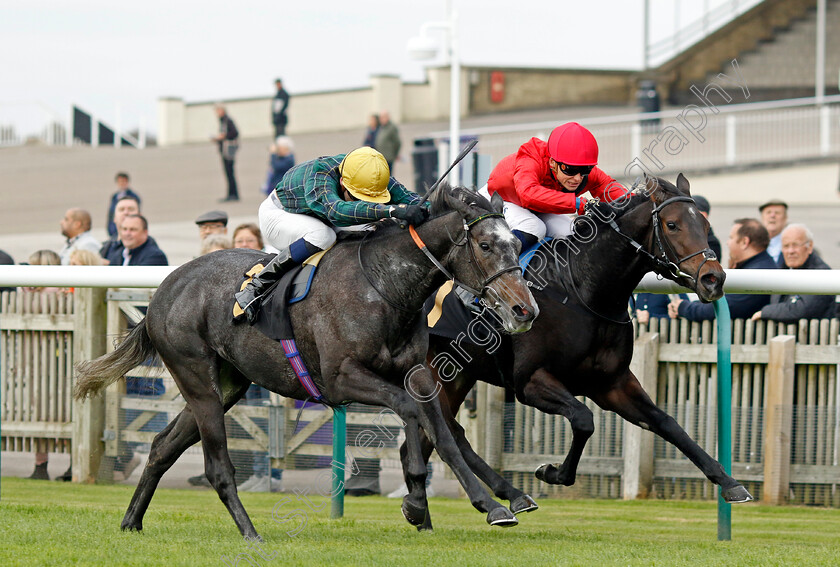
top-left (547, 122), bottom-right (599, 166)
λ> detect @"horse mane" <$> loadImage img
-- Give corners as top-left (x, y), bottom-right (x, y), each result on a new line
top-left (598, 175), bottom-right (686, 221)
top-left (427, 181), bottom-right (494, 219)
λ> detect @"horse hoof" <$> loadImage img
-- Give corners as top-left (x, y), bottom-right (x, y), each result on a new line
top-left (401, 497), bottom-right (427, 526)
top-left (487, 507), bottom-right (518, 527)
top-left (534, 464), bottom-right (550, 483)
top-left (120, 522), bottom-right (143, 533)
top-left (510, 494), bottom-right (539, 515)
top-left (722, 485), bottom-right (753, 503)
top-left (416, 508), bottom-right (434, 532)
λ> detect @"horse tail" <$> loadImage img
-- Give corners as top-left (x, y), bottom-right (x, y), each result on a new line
top-left (74, 319), bottom-right (158, 400)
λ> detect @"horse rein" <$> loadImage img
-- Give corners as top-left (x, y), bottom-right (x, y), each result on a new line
top-left (356, 213), bottom-right (521, 313)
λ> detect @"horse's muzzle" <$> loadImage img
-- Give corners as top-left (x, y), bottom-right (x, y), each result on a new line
top-left (696, 267), bottom-right (725, 302)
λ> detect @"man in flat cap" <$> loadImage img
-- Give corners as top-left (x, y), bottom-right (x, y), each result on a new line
top-left (759, 199), bottom-right (788, 264)
top-left (196, 210), bottom-right (229, 239)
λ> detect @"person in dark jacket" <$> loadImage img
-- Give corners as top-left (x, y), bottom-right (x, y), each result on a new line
top-left (272, 78), bottom-right (290, 136)
top-left (668, 218), bottom-right (777, 321)
top-left (212, 105), bottom-right (240, 202)
top-left (263, 136), bottom-right (295, 195)
top-left (751, 224), bottom-right (836, 323)
top-left (107, 172), bottom-right (141, 238)
top-left (362, 113), bottom-right (379, 147)
top-left (105, 214), bottom-right (168, 266)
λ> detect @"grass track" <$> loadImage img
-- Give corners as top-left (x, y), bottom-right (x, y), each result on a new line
top-left (2, 477), bottom-right (839, 566)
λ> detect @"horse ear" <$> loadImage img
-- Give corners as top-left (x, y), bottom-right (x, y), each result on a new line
top-left (643, 173), bottom-right (662, 197)
top-left (490, 191), bottom-right (504, 214)
top-left (676, 173), bottom-right (691, 195)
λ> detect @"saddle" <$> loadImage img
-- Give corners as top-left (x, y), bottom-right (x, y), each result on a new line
top-left (233, 250), bottom-right (328, 341)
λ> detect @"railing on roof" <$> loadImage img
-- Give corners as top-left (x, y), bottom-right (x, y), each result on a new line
top-left (429, 94), bottom-right (840, 181)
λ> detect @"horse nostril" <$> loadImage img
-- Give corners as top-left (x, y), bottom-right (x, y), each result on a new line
top-left (513, 304), bottom-right (535, 322)
top-left (700, 273), bottom-right (720, 290)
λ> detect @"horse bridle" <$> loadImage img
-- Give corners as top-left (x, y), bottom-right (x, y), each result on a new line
top-left (357, 213), bottom-right (521, 313)
top-left (422, 212), bottom-right (523, 299)
top-left (604, 195), bottom-right (717, 287)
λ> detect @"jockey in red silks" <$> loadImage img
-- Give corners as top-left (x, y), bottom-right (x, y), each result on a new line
top-left (479, 122), bottom-right (629, 249)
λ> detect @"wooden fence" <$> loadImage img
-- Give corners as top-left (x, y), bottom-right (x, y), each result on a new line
top-left (1, 290), bottom-right (75, 454)
top-left (494, 316), bottom-right (840, 505)
top-left (3, 287), bottom-right (838, 505)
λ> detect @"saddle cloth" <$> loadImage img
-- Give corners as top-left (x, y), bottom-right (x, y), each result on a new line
top-left (233, 250), bottom-right (328, 341)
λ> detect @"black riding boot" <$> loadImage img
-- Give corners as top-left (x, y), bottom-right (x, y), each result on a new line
top-left (235, 249), bottom-right (298, 324)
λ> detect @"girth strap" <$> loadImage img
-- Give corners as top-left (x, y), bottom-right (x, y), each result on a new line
top-left (279, 339), bottom-right (323, 402)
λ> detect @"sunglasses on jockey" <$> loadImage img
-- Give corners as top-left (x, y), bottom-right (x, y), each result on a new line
top-left (554, 161), bottom-right (594, 177)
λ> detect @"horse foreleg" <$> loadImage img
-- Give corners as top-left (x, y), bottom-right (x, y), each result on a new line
top-left (401, 365), bottom-right (518, 527)
top-left (332, 359), bottom-right (516, 528)
top-left (519, 368), bottom-right (594, 487)
top-left (420, 381), bottom-right (537, 514)
top-left (591, 371), bottom-right (753, 503)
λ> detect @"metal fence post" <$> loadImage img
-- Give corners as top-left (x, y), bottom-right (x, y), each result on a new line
top-left (331, 406), bottom-right (347, 519)
top-left (713, 298), bottom-right (732, 541)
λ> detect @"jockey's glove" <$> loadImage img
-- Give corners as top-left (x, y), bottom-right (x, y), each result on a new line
top-left (390, 204), bottom-right (430, 226)
top-left (584, 198), bottom-right (614, 221)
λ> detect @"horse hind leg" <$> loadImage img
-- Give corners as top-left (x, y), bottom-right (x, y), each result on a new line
top-left (518, 369), bottom-right (594, 487)
top-left (122, 407), bottom-right (201, 532)
top-left (121, 371), bottom-right (252, 533)
top-left (592, 371), bottom-right (753, 503)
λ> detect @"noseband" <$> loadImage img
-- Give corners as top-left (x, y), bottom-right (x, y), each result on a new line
top-left (601, 196), bottom-right (716, 287)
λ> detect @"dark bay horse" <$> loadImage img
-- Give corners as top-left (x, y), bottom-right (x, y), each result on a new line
top-left (75, 184), bottom-right (538, 539)
top-left (413, 174), bottom-right (752, 528)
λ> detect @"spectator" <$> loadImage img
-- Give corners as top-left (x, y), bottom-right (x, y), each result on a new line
top-left (24, 250), bottom-right (67, 480)
top-left (691, 195), bottom-right (722, 259)
top-left (101, 196), bottom-right (141, 258)
top-left (212, 105), bottom-right (240, 202)
top-left (195, 210), bottom-right (229, 239)
top-left (200, 234), bottom-right (233, 255)
top-left (759, 199), bottom-right (788, 264)
top-left (751, 224), bottom-right (836, 323)
top-left (362, 113), bottom-right (379, 148)
top-left (375, 110), bottom-right (401, 171)
top-left (105, 215), bottom-right (168, 266)
top-left (634, 293), bottom-right (688, 325)
top-left (262, 136), bottom-right (295, 196)
top-left (104, 217), bottom-right (167, 480)
top-left (272, 78), bottom-right (290, 137)
top-left (668, 218), bottom-right (777, 321)
top-left (232, 223), bottom-right (264, 250)
top-left (0, 249), bottom-right (14, 293)
top-left (58, 208), bottom-right (101, 265)
top-left (107, 173), bottom-right (141, 239)
top-left (69, 249), bottom-right (107, 266)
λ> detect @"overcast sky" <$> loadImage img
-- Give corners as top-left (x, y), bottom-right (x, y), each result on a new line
top-left (1, 0), bottom-right (753, 135)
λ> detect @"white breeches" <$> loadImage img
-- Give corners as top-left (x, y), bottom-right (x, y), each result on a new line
top-left (259, 194), bottom-right (373, 251)
top-left (478, 185), bottom-right (573, 240)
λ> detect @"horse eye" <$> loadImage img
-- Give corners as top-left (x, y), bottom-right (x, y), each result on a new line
top-left (666, 221), bottom-right (677, 230)
top-left (479, 242), bottom-right (491, 251)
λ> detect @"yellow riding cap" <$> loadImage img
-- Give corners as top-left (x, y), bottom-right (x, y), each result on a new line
top-left (339, 147), bottom-right (391, 203)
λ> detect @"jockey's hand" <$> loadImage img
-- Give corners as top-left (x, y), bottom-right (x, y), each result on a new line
top-left (585, 198), bottom-right (614, 221)
top-left (390, 204), bottom-right (430, 226)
